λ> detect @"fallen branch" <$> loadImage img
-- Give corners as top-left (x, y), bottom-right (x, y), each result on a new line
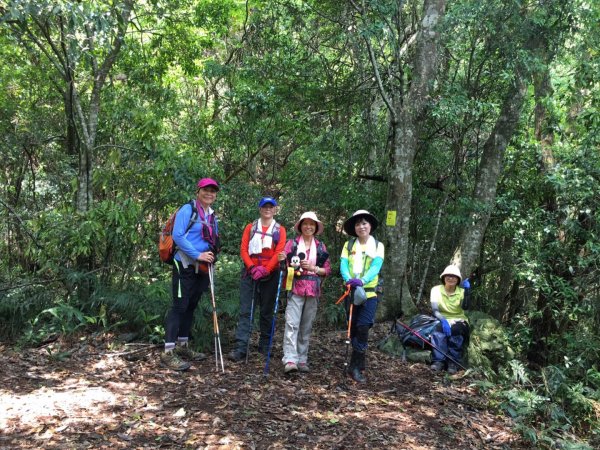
top-left (110, 344), bottom-right (161, 357)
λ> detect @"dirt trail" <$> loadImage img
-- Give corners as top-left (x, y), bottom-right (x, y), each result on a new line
top-left (0, 323), bottom-right (525, 449)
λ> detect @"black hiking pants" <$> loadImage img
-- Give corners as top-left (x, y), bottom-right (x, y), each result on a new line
top-left (165, 261), bottom-right (209, 344)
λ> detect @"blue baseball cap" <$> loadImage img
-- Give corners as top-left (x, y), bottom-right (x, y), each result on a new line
top-left (258, 196), bottom-right (278, 208)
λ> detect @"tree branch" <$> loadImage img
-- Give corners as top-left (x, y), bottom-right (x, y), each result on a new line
top-left (364, 37), bottom-right (397, 123)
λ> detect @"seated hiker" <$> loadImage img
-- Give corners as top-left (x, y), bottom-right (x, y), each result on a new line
top-left (429, 264), bottom-right (471, 374)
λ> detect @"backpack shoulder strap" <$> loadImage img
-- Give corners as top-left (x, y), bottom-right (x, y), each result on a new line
top-left (250, 219), bottom-right (259, 236)
top-left (184, 200), bottom-right (198, 234)
top-left (317, 240), bottom-right (324, 254)
top-left (272, 221), bottom-right (281, 244)
top-left (347, 237), bottom-right (356, 254)
top-left (250, 219), bottom-right (280, 244)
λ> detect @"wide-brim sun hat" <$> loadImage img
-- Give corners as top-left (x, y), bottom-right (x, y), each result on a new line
top-left (197, 177), bottom-right (220, 191)
top-left (258, 196), bottom-right (278, 208)
top-left (343, 210), bottom-right (379, 237)
top-left (294, 211), bottom-right (324, 235)
top-left (440, 265), bottom-right (462, 283)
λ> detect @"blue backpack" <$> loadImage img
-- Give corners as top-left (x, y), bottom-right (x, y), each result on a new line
top-left (396, 314), bottom-right (440, 350)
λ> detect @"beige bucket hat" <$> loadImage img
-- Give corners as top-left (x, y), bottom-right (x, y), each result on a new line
top-left (440, 265), bottom-right (462, 283)
top-left (294, 211), bottom-right (324, 235)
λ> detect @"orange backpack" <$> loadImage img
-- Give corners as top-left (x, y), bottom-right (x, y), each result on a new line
top-left (158, 201), bottom-right (197, 264)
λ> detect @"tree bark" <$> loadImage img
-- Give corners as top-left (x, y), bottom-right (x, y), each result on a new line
top-left (527, 34), bottom-right (561, 367)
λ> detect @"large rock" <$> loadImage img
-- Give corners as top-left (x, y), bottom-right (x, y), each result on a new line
top-left (466, 311), bottom-right (515, 373)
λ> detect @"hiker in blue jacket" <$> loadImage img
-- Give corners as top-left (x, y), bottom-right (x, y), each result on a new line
top-left (160, 178), bottom-right (220, 371)
top-left (430, 264), bottom-right (471, 374)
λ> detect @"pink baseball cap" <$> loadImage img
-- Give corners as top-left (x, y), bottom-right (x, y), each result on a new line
top-left (197, 178), bottom-right (220, 191)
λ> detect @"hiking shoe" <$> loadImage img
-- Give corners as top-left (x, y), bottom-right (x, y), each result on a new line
top-left (227, 350), bottom-right (246, 362)
top-left (160, 352), bottom-right (191, 371)
top-left (348, 366), bottom-right (367, 383)
top-left (284, 362), bottom-right (298, 373)
top-left (430, 361), bottom-right (444, 372)
top-left (348, 351), bottom-right (367, 383)
top-left (447, 362), bottom-right (460, 374)
top-left (175, 346), bottom-right (207, 361)
top-left (297, 362), bottom-right (310, 373)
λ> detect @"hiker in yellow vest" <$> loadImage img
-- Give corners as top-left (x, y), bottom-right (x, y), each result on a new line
top-left (340, 210), bottom-right (384, 383)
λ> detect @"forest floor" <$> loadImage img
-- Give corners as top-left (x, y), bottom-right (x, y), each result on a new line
top-left (0, 319), bottom-right (528, 450)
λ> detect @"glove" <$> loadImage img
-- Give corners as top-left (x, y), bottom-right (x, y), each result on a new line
top-left (346, 278), bottom-right (363, 288)
top-left (461, 278), bottom-right (471, 289)
top-left (440, 318), bottom-right (451, 336)
top-left (251, 266), bottom-right (268, 281)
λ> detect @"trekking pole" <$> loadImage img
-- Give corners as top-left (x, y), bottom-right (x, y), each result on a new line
top-left (207, 264), bottom-right (225, 373)
top-left (395, 320), bottom-right (467, 371)
top-left (263, 261), bottom-right (286, 376)
top-left (335, 285), bottom-right (353, 374)
top-left (344, 302), bottom-right (354, 374)
top-left (245, 279), bottom-right (257, 364)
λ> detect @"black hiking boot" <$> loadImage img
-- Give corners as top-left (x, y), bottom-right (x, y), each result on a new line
top-left (227, 349), bottom-right (246, 362)
top-left (348, 350), bottom-right (367, 383)
top-left (430, 361), bottom-right (444, 372)
top-left (358, 353), bottom-right (366, 373)
top-left (447, 362), bottom-right (460, 374)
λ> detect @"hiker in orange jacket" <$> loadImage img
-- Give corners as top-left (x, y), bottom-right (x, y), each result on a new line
top-left (228, 196), bottom-right (287, 362)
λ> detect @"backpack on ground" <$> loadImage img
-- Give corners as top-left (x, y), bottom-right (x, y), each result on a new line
top-left (396, 314), bottom-right (439, 350)
top-left (158, 200), bottom-right (197, 264)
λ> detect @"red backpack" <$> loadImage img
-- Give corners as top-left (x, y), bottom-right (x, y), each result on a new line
top-left (158, 201), bottom-right (197, 264)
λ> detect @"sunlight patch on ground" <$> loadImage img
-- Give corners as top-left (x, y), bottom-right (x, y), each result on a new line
top-left (0, 384), bottom-right (118, 429)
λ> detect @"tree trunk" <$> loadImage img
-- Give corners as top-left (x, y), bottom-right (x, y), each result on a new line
top-left (452, 67), bottom-right (527, 278)
top-left (73, 1), bottom-right (134, 213)
top-left (415, 192), bottom-right (448, 307)
top-left (527, 38), bottom-right (559, 367)
top-left (380, 0), bottom-right (447, 320)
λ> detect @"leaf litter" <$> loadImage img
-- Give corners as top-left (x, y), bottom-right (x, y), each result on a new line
top-left (0, 323), bottom-right (528, 449)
